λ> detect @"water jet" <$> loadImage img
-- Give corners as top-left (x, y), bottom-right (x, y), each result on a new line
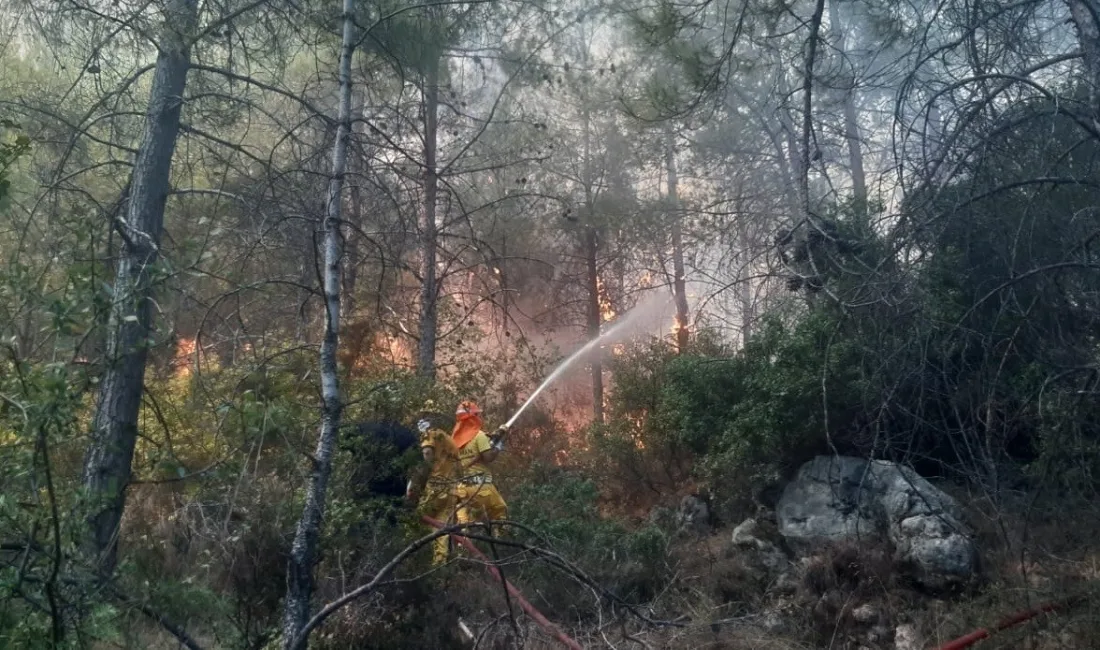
top-left (504, 294), bottom-right (673, 429)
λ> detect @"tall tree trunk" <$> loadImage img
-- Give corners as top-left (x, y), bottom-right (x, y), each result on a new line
top-left (800, 0), bottom-right (827, 222)
top-left (581, 103), bottom-right (603, 424)
top-left (774, 68), bottom-right (805, 220)
top-left (828, 0), bottom-right (867, 209)
top-left (282, 0), bottom-right (355, 646)
top-left (344, 156), bottom-right (361, 319)
top-left (584, 225), bottom-right (603, 424)
top-left (499, 234), bottom-right (517, 414)
top-left (840, 98), bottom-right (866, 205)
top-left (734, 216), bottom-right (755, 346)
top-left (766, 18), bottom-right (805, 222)
top-left (726, 86), bottom-right (800, 217)
top-left (1068, 0), bottom-right (1100, 116)
top-left (343, 91), bottom-right (369, 319)
top-left (81, 0), bottom-right (197, 577)
top-left (417, 55), bottom-right (440, 379)
top-left (926, 97), bottom-right (946, 183)
top-left (666, 129), bottom-right (689, 353)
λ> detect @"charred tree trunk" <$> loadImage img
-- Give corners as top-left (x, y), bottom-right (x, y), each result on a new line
top-left (416, 55), bottom-right (440, 379)
top-left (81, 0), bottom-right (197, 577)
top-left (768, 24), bottom-right (804, 222)
top-left (282, 0), bottom-right (355, 646)
top-left (666, 130), bottom-right (689, 353)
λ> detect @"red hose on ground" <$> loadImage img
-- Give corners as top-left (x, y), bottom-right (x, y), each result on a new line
top-left (422, 515), bottom-right (585, 650)
top-left (934, 597), bottom-right (1081, 650)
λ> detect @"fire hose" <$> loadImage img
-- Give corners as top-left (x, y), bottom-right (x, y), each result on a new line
top-left (427, 516), bottom-right (1096, 650)
top-left (933, 594), bottom-right (1086, 649)
top-left (421, 515), bottom-right (585, 650)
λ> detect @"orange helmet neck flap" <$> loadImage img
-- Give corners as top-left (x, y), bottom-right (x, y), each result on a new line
top-left (452, 400), bottom-right (483, 449)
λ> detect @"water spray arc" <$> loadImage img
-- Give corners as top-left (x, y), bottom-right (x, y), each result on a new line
top-left (504, 295), bottom-right (674, 429)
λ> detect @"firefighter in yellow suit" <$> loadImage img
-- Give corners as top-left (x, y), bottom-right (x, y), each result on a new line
top-left (452, 400), bottom-right (509, 537)
top-left (406, 404), bottom-right (465, 565)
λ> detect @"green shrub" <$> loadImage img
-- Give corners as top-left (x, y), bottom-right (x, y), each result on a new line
top-left (596, 317), bottom-right (865, 519)
top-left (506, 465), bottom-right (671, 619)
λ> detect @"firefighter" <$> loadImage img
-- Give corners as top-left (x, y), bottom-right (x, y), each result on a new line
top-left (406, 404), bottom-right (465, 565)
top-left (451, 400), bottom-right (510, 537)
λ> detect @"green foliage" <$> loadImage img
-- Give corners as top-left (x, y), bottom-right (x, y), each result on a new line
top-left (0, 124), bottom-right (107, 641)
top-left (363, 0), bottom-right (491, 77)
top-left (0, 597), bottom-right (119, 650)
top-left (507, 464), bottom-right (670, 616)
top-left (597, 321), bottom-right (864, 517)
top-left (0, 361), bottom-right (97, 647)
top-left (0, 120), bottom-right (30, 207)
top-left (7, 4), bottom-right (1100, 648)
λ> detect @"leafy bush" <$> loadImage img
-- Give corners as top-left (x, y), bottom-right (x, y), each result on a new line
top-left (597, 316), bottom-right (865, 519)
top-left (506, 464), bottom-right (671, 619)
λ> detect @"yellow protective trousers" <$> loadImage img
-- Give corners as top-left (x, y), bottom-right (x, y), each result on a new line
top-left (417, 485), bottom-right (465, 565)
top-left (456, 481), bottom-right (508, 538)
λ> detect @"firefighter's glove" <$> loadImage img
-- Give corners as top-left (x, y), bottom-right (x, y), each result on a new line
top-left (404, 479), bottom-right (420, 506)
top-left (490, 424), bottom-right (509, 451)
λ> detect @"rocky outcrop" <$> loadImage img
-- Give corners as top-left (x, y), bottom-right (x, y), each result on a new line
top-left (776, 455), bottom-right (978, 590)
top-left (676, 494), bottom-right (713, 535)
top-left (894, 623), bottom-right (923, 650)
top-left (731, 517), bottom-right (788, 576)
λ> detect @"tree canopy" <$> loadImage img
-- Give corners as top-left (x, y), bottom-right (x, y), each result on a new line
top-left (4, 0), bottom-right (1100, 647)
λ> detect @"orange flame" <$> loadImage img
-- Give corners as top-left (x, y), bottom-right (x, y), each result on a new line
top-left (377, 333), bottom-right (413, 367)
top-left (172, 337), bottom-right (197, 377)
top-left (596, 276), bottom-right (615, 323)
top-left (350, 332), bottom-right (413, 372)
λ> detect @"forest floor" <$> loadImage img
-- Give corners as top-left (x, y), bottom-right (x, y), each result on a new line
top-left (99, 489), bottom-right (1100, 650)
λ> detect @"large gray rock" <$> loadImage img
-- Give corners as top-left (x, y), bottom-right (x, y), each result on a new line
top-left (776, 456), bottom-right (978, 589)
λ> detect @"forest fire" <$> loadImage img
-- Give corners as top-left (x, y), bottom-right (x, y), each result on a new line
top-left (554, 402), bottom-right (592, 434)
top-left (20, 0), bottom-right (1094, 645)
top-left (375, 332), bottom-right (413, 367)
top-left (597, 276), bottom-right (615, 322)
top-left (171, 337), bottom-right (198, 377)
top-left (596, 276), bottom-right (629, 355)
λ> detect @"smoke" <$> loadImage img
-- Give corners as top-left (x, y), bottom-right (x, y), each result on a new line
top-left (606, 288), bottom-right (679, 341)
top-left (503, 289), bottom-right (681, 429)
